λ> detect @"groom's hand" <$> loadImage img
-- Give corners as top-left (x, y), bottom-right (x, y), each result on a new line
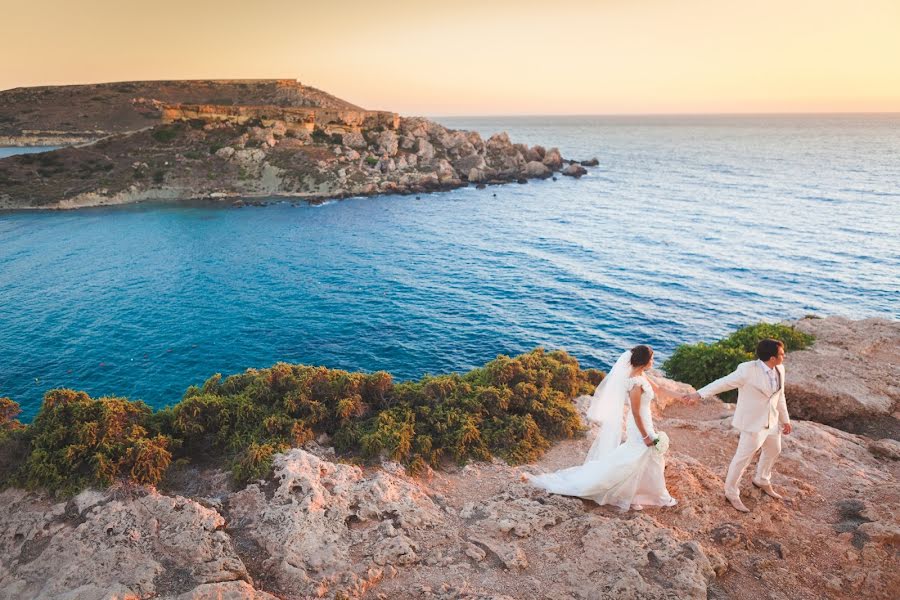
top-left (782, 423), bottom-right (792, 435)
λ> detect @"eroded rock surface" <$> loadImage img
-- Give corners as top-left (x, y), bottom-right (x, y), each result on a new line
top-left (786, 316), bottom-right (900, 439)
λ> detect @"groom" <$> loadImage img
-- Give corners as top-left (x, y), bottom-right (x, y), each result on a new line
top-left (683, 339), bottom-right (791, 512)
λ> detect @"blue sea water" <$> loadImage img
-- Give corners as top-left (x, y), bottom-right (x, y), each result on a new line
top-left (1, 115), bottom-right (898, 420)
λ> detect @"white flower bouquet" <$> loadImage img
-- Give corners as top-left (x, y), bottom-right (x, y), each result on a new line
top-left (652, 431), bottom-right (670, 454)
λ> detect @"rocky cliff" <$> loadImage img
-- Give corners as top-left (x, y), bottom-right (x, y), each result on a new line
top-left (785, 316), bottom-right (899, 440)
top-left (0, 79), bottom-right (363, 145)
top-left (0, 110), bottom-right (588, 210)
top-left (0, 79), bottom-right (595, 210)
top-left (2, 324), bottom-right (897, 600)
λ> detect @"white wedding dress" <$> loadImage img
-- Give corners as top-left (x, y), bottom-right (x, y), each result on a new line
top-left (527, 360), bottom-right (676, 511)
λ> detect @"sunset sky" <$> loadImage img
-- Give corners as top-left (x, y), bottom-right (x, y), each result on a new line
top-left (2, 0), bottom-right (899, 115)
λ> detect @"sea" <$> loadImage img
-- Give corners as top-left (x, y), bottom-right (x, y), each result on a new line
top-left (1, 115), bottom-right (898, 420)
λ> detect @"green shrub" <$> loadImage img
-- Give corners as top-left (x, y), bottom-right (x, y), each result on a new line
top-left (365, 156), bottom-right (379, 167)
top-left (0, 397), bottom-right (23, 434)
top-left (0, 398), bottom-right (27, 487)
top-left (17, 390), bottom-right (174, 495)
top-left (663, 323), bottom-right (814, 401)
top-left (7, 348), bottom-right (601, 495)
top-left (232, 441), bottom-right (284, 484)
top-left (723, 322), bottom-right (814, 353)
top-left (311, 128), bottom-right (330, 143)
top-left (152, 127), bottom-right (178, 143)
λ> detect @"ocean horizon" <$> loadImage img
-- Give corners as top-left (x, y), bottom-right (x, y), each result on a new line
top-left (1, 113), bottom-right (898, 420)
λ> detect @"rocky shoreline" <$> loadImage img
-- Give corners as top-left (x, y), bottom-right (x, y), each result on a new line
top-left (1, 317), bottom-right (897, 600)
top-left (0, 80), bottom-right (597, 210)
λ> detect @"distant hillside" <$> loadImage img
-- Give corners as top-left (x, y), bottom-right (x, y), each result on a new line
top-left (0, 79), bottom-right (594, 210)
top-left (0, 79), bottom-right (363, 143)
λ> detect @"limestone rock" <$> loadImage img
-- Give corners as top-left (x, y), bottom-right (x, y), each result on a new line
top-left (225, 449), bottom-right (442, 598)
top-left (0, 488), bottom-right (248, 600)
top-left (542, 147), bottom-right (563, 169)
top-left (215, 146), bottom-right (235, 160)
top-left (524, 161), bottom-right (551, 179)
top-left (561, 163), bottom-right (587, 177)
top-left (786, 316), bottom-right (900, 437)
top-left (468, 168), bottom-right (486, 183)
top-left (342, 131), bottom-right (367, 149)
top-left (416, 138), bottom-right (435, 160)
top-left (453, 153), bottom-right (486, 175)
top-left (869, 438), bottom-right (900, 460)
top-left (234, 148), bottom-right (266, 164)
top-left (377, 130), bottom-right (399, 156)
top-left (177, 581), bottom-right (280, 600)
top-left (372, 535), bottom-right (418, 566)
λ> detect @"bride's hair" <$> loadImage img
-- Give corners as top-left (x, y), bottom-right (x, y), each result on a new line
top-left (630, 345), bottom-right (653, 367)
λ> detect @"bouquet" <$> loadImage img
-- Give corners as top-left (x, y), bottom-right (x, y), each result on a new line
top-left (651, 431), bottom-right (670, 454)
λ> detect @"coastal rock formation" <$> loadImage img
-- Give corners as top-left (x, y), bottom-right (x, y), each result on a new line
top-left (0, 487), bottom-right (249, 599)
top-left (160, 103), bottom-right (399, 135)
top-left (785, 316), bottom-right (900, 439)
top-left (0, 81), bottom-right (594, 210)
top-left (0, 79), bottom-right (363, 145)
top-left (2, 355), bottom-right (897, 599)
top-left (226, 449), bottom-right (444, 598)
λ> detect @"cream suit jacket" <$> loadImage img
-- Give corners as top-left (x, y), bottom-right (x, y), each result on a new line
top-left (697, 360), bottom-right (790, 432)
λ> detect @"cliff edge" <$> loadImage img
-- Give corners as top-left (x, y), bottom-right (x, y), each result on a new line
top-left (1, 320), bottom-right (897, 600)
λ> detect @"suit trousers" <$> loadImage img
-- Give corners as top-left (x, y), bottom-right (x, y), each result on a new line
top-left (724, 428), bottom-right (782, 497)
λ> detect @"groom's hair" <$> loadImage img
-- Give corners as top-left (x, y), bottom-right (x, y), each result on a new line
top-left (756, 339), bottom-right (784, 361)
top-left (630, 345), bottom-right (653, 367)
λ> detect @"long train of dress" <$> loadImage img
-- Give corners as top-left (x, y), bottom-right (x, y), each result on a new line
top-left (527, 375), bottom-right (676, 510)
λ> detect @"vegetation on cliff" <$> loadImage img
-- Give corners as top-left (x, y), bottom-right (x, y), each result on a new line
top-left (662, 322), bottom-right (815, 401)
top-left (0, 349), bottom-right (602, 495)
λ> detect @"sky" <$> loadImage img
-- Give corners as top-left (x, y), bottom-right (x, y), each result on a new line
top-left (2, 0), bottom-right (899, 115)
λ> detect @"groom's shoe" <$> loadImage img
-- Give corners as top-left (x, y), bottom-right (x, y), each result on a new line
top-left (725, 494), bottom-right (750, 513)
top-left (752, 480), bottom-right (783, 500)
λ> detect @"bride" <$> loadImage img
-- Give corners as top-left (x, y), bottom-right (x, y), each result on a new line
top-left (526, 345), bottom-right (677, 511)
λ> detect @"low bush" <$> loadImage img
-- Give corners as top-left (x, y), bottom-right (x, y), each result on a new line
top-left (0, 397), bottom-right (24, 435)
top-left (5, 349), bottom-right (602, 495)
top-left (15, 390), bottom-right (175, 495)
top-left (663, 323), bottom-right (814, 401)
top-left (152, 127), bottom-right (178, 143)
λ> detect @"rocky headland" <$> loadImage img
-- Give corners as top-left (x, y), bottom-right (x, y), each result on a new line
top-left (0, 79), bottom-right (595, 210)
top-left (0, 317), bottom-right (897, 600)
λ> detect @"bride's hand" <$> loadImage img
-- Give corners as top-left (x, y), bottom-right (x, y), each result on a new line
top-left (643, 435), bottom-right (655, 447)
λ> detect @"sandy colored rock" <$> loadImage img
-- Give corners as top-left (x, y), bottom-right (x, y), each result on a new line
top-left (177, 581), bottom-right (279, 600)
top-left (786, 316), bottom-right (900, 438)
top-left (524, 160), bottom-right (551, 178)
top-left (0, 488), bottom-right (249, 600)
